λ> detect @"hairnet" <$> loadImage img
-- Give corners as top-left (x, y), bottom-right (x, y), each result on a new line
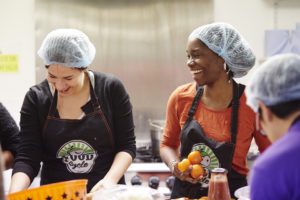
top-left (37, 28), bottom-right (96, 68)
top-left (246, 53), bottom-right (300, 112)
top-left (188, 22), bottom-right (256, 78)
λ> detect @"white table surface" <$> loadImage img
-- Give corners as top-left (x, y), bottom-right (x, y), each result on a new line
top-left (3, 163), bottom-right (170, 194)
top-left (127, 162), bottom-right (170, 173)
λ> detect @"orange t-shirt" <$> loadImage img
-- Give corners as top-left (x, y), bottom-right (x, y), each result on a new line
top-left (161, 82), bottom-right (270, 175)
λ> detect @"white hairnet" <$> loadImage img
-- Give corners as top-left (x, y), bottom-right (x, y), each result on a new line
top-left (38, 28), bottom-right (96, 68)
top-left (246, 53), bottom-right (300, 112)
top-left (189, 22), bottom-right (256, 78)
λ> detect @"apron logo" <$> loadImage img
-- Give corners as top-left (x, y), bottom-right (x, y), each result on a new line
top-left (57, 140), bottom-right (98, 173)
top-left (192, 143), bottom-right (220, 188)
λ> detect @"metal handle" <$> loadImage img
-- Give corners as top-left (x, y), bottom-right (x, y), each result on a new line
top-left (149, 120), bottom-right (164, 130)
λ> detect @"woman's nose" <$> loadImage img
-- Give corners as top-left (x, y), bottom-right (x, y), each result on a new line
top-left (55, 80), bottom-right (66, 91)
top-left (187, 58), bottom-right (195, 67)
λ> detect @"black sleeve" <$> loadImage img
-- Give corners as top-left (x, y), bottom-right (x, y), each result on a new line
top-left (0, 103), bottom-right (20, 156)
top-left (12, 89), bottom-right (44, 182)
top-left (109, 77), bottom-right (136, 159)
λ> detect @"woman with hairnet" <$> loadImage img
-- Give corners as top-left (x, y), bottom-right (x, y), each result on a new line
top-left (246, 54), bottom-right (300, 200)
top-left (8, 29), bottom-right (136, 196)
top-left (160, 22), bottom-right (270, 199)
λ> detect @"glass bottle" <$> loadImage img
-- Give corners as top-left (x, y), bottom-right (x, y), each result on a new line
top-left (207, 168), bottom-right (231, 200)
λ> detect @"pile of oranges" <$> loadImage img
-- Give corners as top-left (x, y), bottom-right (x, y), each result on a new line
top-left (177, 150), bottom-right (204, 179)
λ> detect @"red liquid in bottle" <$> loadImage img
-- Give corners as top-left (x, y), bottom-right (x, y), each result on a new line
top-left (207, 168), bottom-right (231, 200)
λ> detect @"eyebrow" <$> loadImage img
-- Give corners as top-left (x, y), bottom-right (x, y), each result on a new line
top-left (48, 72), bottom-right (73, 79)
top-left (186, 48), bottom-right (201, 53)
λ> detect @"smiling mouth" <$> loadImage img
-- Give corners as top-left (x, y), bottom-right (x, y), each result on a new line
top-left (59, 88), bottom-right (70, 93)
top-left (190, 69), bottom-right (203, 74)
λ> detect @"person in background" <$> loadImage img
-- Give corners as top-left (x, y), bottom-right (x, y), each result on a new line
top-left (0, 102), bottom-right (20, 169)
top-left (159, 22), bottom-right (271, 199)
top-left (246, 54), bottom-right (300, 200)
top-left (0, 146), bottom-right (5, 199)
top-left (9, 29), bottom-right (136, 196)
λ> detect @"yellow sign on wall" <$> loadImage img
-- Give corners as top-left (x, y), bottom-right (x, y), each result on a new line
top-left (0, 54), bottom-right (19, 72)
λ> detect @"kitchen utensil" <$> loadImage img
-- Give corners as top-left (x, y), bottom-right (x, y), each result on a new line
top-left (149, 120), bottom-right (165, 158)
top-left (166, 176), bottom-right (175, 191)
top-left (148, 176), bottom-right (160, 189)
top-left (131, 175), bottom-right (142, 185)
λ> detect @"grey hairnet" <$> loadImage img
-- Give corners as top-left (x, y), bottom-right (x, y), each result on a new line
top-left (37, 28), bottom-right (96, 68)
top-left (188, 22), bottom-right (256, 78)
top-left (246, 53), bottom-right (300, 112)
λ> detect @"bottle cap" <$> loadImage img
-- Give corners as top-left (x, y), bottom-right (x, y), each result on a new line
top-left (211, 168), bottom-right (227, 173)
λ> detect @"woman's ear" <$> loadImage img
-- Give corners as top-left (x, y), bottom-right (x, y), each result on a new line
top-left (258, 101), bottom-right (273, 122)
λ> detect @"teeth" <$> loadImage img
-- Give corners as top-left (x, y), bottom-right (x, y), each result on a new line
top-left (190, 69), bottom-right (203, 74)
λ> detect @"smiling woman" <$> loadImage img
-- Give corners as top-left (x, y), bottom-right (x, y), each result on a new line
top-left (46, 65), bottom-right (86, 96)
top-left (159, 22), bottom-right (271, 199)
top-left (8, 29), bottom-right (136, 197)
top-left (186, 38), bottom-right (225, 87)
top-left (46, 65), bottom-right (90, 119)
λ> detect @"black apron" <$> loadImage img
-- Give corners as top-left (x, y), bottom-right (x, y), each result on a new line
top-left (41, 80), bottom-right (125, 192)
top-left (171, 81), bottom-right (247, 199)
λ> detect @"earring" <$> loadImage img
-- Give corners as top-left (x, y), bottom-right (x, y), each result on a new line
top-left (227, 70), bottom-right (233, 84)
top-left (223, 63), bottom-right (227, 71)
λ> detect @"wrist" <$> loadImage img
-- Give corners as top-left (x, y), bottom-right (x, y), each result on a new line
top-left (168, 159), bottom-right (178, 173)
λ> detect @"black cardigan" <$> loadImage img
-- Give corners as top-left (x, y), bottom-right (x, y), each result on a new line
top-left (13, 71), bottom-right (136, 182)
top-left (0, 102), bottom-right (20, 156)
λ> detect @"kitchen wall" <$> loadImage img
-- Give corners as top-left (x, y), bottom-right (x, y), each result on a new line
top-left (0, 0), bottom-right (35, 123)
top-left (214, 0), bottom-right (300, 84)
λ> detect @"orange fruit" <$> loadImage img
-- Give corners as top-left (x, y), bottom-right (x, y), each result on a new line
top-left (188, 150), bottom-right (202, 164)
top-left (190, 164), bottom-right (204, 179)
top-left (177, 158), bottom-right (191, 172)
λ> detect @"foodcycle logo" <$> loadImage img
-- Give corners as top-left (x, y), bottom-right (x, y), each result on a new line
top-left (57, 140), bottom-right (98, 173)
top-left (192, 143), bottom-right (220, 188)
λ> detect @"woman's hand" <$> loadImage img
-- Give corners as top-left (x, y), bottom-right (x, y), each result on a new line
top-left (172, 163), bottom-right (203, 184)
top-left (86, 192), bottom-right (94, 200)
top-left (87, 178), bottom-right (117, 200)
top-left (90, 178), bottom-right (116, 193)
top-left (87, 152), bottom-right (132, 198)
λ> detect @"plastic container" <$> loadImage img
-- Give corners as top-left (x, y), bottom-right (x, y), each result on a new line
top-left (7, 179), bottom-right (87, 200)
top-left (92, 185), bottom-right (165, 200)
